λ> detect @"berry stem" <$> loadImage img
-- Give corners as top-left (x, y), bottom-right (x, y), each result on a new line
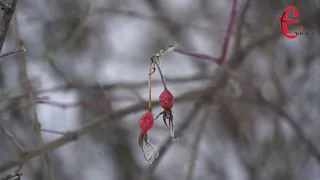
top-left (153, 57), bottom-right (167, 90)
top-left (148, 62), bottom-right (153, 112)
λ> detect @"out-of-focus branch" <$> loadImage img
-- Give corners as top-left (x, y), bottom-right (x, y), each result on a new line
top-left (259, 92), bottom-right (320, 164)
top-left (233, 0), bottom-right (251, 54)
top-left (0, 88), bottom-right (207, 173)
top-left (0, 74), bottom-right (206, 108)
top-left (35, 74), bottom-right (208, 94)
top-left (89, 8), bottom-right (233, 34)
top-left (41, 128), bottom-right (105, 157)
top-left (228, 72), bottom-right (320, 165)
top-left (0, 0), bottom-right (17, 52)
top-left (174, 26), bottom-right (279, 68)
top-left (185, 110), bottom-right (210, 180)
top-left (0, 123), bottom-right (24, 155)
top-left (13, 14), bottom-right (53, 180)
top-left (218, 0), bottom-right (238, 64)
top-left (0, 171), bottom-right (23, 180)
top-left (173, 48), bottom-right (218, 63)
top-left (0, 96), bottom-right (134, 115)
top-left (174, 0), bottom-right (238, 64)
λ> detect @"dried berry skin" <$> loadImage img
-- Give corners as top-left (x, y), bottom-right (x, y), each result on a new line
top-left (139, 112), bottom-right (154, 133)
top-left (159, 89), bottom-right (174, 109)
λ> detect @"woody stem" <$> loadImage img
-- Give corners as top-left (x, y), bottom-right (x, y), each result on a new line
top-left (148, 62), bottom-right (153, 112)
top-left (154, 59), bottom-right (167, 90)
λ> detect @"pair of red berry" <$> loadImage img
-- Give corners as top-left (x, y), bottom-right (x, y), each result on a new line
top-left (138, 55), bottom-right (176, 162)
top-left (140, 89), bottom-right (175, 135)
top-left (138, 89), bottom-right (175, 162)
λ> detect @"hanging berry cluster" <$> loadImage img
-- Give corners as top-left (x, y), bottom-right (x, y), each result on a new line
top-left (138, 45), bottom-right (177, 163)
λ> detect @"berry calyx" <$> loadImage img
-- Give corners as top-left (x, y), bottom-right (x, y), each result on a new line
top-left (159, 89), bottom-right (174, 109)
top-left (139, 112), bottom-right (154, 133)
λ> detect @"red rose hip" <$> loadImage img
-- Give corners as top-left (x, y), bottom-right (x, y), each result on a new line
top-left (139, 112), bottom-right (154, 133)
top-left (159, 89), bottom-right (174, 109)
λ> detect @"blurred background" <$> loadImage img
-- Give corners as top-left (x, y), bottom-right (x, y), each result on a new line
top-left (0, 0), bottom-right (320, 179)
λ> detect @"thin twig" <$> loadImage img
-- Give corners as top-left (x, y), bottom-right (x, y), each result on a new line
top-left (174, 48), bottom-right (218, 62)
top-left (0, 47), bottom-right (25, 60)
top-left (148, 62), bottom-right (153, 112)
top-left (151, 45), bottom-right (177, 90)
top-left (153, 58), bottom-right (167, 90)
